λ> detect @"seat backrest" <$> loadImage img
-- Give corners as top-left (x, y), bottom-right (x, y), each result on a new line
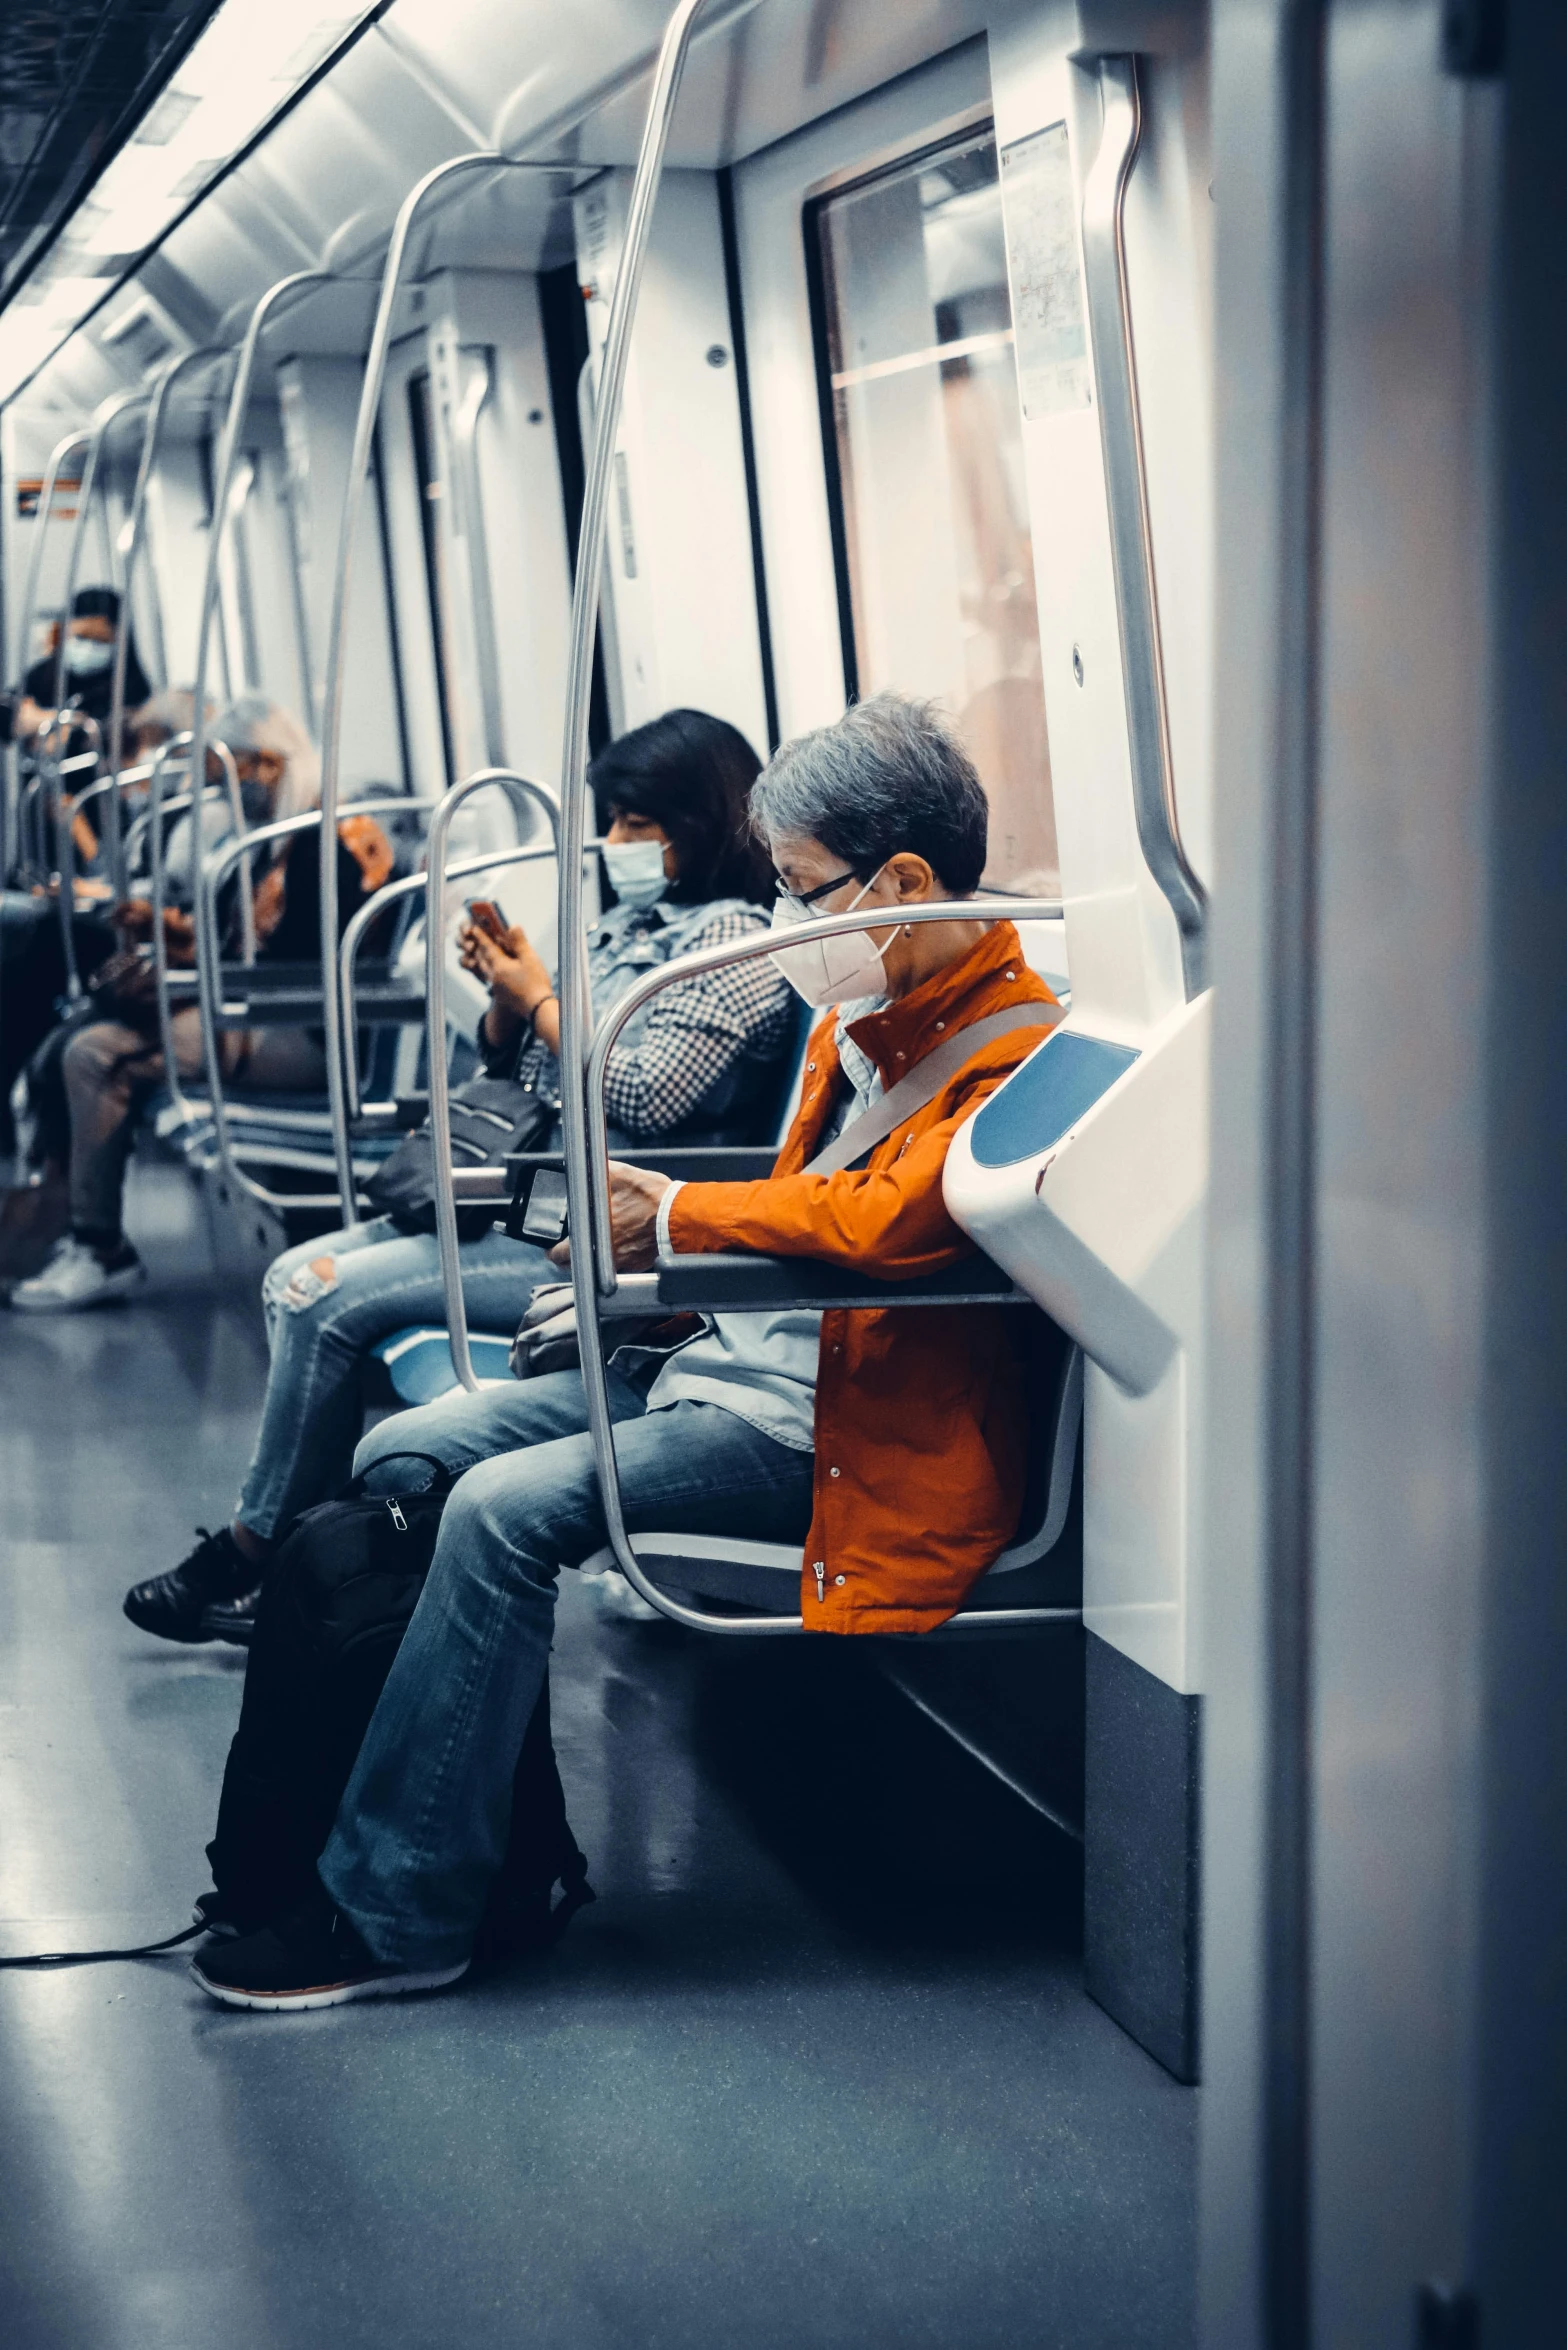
top-left (987, 1314), bottom-right (1083, 1573)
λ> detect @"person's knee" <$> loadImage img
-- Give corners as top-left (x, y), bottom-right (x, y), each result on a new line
top-left (441, 1454), bottom-right (559, 1597)
top-left (353, 1406), bottom-right (451, 1489)
top-left (270, 1252), bottom-right (342, 1315)
top-left (61, 1022), bottom-right (110, 1089)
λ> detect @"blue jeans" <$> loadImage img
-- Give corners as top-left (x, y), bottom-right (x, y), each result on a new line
top-left (235, 1217), bottom-right (554, 1540)
top-left (318, 1373), bottom-right (816, 1967)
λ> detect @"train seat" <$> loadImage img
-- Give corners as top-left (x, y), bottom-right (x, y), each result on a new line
top-left (374, 1323), bottom-right (516, 1402)
top-left (576, 1310), bottom-right (1083, 1620)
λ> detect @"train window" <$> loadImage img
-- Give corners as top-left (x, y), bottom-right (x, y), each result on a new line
top-left (811, 130), bottom-right (1057, 892)
top-left (407, 367), bottom-right (457, 786)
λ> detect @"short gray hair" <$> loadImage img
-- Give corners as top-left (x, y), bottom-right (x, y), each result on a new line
top-left (750, 693), bottom-right (989, 894)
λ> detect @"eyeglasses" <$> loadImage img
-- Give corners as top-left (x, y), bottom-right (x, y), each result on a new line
top-left (772, 867), bottom-right (859, 909)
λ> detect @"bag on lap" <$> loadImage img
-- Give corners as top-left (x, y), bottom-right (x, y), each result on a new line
top-left (363, 1075), bottom-right (553, 1240)
top-left (205, 1451), bottom-right (592, 1958)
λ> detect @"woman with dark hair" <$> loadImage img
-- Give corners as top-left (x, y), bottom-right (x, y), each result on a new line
top-left (122, 708), bottom-right (795, 1647)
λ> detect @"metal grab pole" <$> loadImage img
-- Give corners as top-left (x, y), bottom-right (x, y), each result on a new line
top-left (422, 769), bottom-right (560, 1395)
top-left (16, 429), bottom-right (89, 713)
top-left (1080, 56), bottom-right (1207, 998)
top-left (106, 347), bottom-right (224, 900)
top-left (49, 390), bottom-right (148, 719)
top-left (146, 738), bottom-right (197, 1123)
top-left (556, 0), bottom-right (758, 1624)
top-left (339, 830), bottom-right (595, 1120)
top-left (316, 153), bottom-right (582, 1225)
top-left (188, 273), bottom-right (330, 1018)
top-left (572, 897), bottom-right (1066, 1638)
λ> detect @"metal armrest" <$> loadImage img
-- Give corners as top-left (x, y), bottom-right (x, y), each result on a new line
top-left (652, 1251), bottom-right (1027, 1312)
top-left (503, 1145), bottom-right (778, 1185)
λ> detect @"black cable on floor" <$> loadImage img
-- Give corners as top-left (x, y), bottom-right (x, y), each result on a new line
top-left (0, 1924), bottom-right (204, 1969)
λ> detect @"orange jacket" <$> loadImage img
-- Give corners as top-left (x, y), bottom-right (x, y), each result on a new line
top-left (666, 922), bottom-right (1059, 1632)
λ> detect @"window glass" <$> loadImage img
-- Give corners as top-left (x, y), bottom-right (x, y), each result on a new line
top-left (815, 131), bottom-right (1057, 892)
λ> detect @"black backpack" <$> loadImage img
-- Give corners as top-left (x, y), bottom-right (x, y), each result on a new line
top-left (205, 1453), bottom-right (591, 1962)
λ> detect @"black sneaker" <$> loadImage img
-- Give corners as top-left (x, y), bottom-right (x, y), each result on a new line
top-left (198, 1587), bottom-right (261, 1647)
top-left (190, 1890), bottom-right (468, 2013)
top-left (124, 1527), bottom-right (253, 1644)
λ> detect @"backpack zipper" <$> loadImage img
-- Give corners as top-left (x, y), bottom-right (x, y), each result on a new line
top-left (387, 1500), bottom-right (408, 1532)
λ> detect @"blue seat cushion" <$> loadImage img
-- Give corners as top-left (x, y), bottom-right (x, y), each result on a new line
top-left (373, 1325), bottom-right (516, 1404)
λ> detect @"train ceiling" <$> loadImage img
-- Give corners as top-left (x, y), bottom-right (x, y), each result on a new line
top-left (1, 0), bottom-right (995, 420)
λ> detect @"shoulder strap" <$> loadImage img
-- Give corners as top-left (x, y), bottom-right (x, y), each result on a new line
top-left (802, 1001), bottom-right (1061, 1179)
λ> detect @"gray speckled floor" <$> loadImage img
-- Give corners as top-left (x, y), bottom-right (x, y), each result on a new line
top-left (0, 1162), bottom-right (1196, 2350)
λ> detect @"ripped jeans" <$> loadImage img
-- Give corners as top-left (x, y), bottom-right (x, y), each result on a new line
top-left (233, 1217), bottom-right (554, 1542)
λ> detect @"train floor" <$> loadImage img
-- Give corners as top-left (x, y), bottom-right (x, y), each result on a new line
top-left (0, 1159), bottom-right (1197, 2350)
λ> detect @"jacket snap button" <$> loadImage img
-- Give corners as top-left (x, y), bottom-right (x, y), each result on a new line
top-left (936, 1020), bottom-right (946, 1031)
top-left (829, 1466), bottom-right (840, 1478)
top-left (1005, 969), bottom-right (1016, 980)
top-left (834, 1574), bottom-right (846, 1587)
top-left (895, 1049), bottom-right (905, 1060)
top-left (807, 1061), bottom-right (816, 1072)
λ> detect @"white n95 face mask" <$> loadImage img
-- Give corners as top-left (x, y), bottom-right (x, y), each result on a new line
top-left (601, 838), bottom-right (668, 910)
top-left (767, 868), bottom-right (890, 1007)
top-left (65, 636), bottom-right (114, 677)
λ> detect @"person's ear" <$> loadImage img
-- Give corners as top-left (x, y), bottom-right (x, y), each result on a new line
top-left (885, 851), bottom-right (937, 903)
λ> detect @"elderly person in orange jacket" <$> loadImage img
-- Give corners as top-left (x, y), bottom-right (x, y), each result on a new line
top-left (194, 693), bottom-right (1060, 2012)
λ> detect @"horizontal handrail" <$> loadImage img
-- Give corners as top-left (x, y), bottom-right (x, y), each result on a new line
top-left (585, 893), bottom-right (1064, 1294)
top-left (338, 832), bottom-right (605, 1120)
top-left (192, 801), bottom-right (428, 1216)
top-left (568, 893), bottom-right (1067, 1639)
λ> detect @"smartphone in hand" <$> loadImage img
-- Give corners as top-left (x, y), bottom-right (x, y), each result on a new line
top-left (464, 898), bottom-right (508, 944)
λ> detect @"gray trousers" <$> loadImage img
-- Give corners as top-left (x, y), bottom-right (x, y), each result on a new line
top-left (62, 1008), bottom-right (326, 1232)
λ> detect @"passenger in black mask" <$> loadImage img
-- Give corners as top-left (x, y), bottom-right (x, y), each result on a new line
top-left (9, 585), bottom-right (150, 747)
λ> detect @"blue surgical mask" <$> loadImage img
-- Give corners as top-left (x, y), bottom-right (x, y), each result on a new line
top-left (65, 636), bottom-right (114, 677)
top-left (602, 837), bottom-right (668, 910)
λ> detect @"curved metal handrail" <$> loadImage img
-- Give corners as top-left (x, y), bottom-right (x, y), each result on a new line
top-left (422, 769), bottom-right (561, 1393)
top-left (316, 149), bottom-right (591, 1219)
top-left (37, 708), bottom-right (100, 997)
top-left (106, 346), bottom-right (227, 896)
top-left (49, 389), bottom-right (150, 719)
top-left (554, 0), bottom-right (775, 1632)
top-left (14, 428), bottom-right (90, 731)
top-left (569, 895), bottom-right (1070, 1637)
top-left (339, 830), bottom-right (606, 1119)
top-left (187, 272), bottom-right (333, 1028)
top-left (192, 798), bottom-right (419, 1210)
top-left (1081, 56), bottom-right (1207, 997)
top-left (585, 894), bottom-right (1065, 1293)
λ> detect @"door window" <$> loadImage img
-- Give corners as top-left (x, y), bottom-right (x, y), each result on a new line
top-left (812, 130), bottom-right (1056, 892)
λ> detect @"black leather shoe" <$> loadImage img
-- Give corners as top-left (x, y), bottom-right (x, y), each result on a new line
top-left (199, 1588), bottom-right (260, 1647)
top-left (123, 1527), bottom-right (253, 1643)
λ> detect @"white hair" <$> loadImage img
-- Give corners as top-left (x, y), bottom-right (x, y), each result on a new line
top-left (213, 696), bottom-right (320, 819)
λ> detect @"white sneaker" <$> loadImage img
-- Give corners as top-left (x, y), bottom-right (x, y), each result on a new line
top-left (11, 1235), bottom-right (148, 1313)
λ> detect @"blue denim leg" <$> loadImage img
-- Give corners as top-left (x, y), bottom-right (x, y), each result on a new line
top-left (235, 1218), bottom-right (555, 1540)
top-left (319, 1390), bottom-right (816, 1967)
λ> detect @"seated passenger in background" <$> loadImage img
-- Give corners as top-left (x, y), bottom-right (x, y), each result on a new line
top-left (123, 708), bottom-right (792, 1646)
top-left (192, 692), bottom-right (1061, 2012)
top-left (12, 698), bottom-right (391, 1316)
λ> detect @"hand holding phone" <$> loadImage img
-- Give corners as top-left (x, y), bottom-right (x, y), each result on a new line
top-left (464, 898), bottom-right (508, 944)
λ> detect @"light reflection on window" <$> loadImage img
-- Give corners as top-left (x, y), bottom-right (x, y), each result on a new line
top-left (816, 131), bottom-right (1057, 893)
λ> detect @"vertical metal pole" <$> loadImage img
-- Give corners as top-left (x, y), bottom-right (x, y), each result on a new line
top-left (422, 768), bottom-right (559, 1393)
top-left (107, 348), bottom-right (224, 901)
top-left (315, 154), bottom-right (579, 1221)
top-left (188, 275), bottom-right (330, 989)
top-left (16, 430), bottom-right (89, 716)
top-left (49, 391), bottom-right (147, 717)
top-left (556, 0), bottom-right (727, 1581)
